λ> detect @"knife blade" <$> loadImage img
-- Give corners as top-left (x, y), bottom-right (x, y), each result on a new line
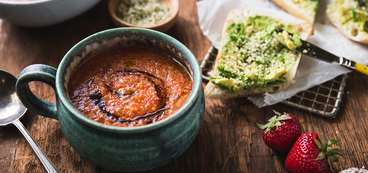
top-left (274, 29), bottom-right (368, 76)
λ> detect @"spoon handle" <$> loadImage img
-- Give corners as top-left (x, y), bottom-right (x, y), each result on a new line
top-left (12, 119), bottom-right (60, 173)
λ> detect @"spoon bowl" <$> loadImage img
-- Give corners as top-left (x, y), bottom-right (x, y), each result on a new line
top-left (0, 69), bottom-right (59, 173)
top-left (0, 70), bottom-right (27, 125)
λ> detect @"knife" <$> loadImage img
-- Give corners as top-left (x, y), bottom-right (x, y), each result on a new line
top-left (274, 29), bottom-right (368, 76)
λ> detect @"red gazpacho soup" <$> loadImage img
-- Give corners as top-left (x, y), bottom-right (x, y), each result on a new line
top-left (68, 47), bottom-right (193, 127)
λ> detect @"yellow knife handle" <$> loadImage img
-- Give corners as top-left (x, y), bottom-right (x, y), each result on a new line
top-left (340, 57), bottom-right (368, 75)
top-left (355, 62), bottom-right (368, 75)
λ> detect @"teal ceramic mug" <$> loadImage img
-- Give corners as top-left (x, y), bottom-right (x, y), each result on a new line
top-left (15, 28), bottom-right (205, 172)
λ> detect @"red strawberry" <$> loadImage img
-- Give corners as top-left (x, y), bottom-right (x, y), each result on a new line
top-left (285, 132), bottom-right (344, 173)
top-left (257, 110), bottom-right (302, 152)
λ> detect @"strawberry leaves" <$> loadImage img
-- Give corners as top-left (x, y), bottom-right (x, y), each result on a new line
top-left (313, 134), bottom-right (344, 172)
top-left (258, 110), bottom-right (292, 134)
top-left (258, 110), bottom-right (301, 152)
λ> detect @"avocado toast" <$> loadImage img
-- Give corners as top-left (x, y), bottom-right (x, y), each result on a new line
top-left (271, 0), bottom-right (320, 24)
top-left (327, 0), bottom-right (368, 44)
top-left (204, 9), bottom-right (313, 99)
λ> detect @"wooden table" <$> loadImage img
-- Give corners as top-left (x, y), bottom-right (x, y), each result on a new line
top-left (0, 0), bottom-right (367, 172)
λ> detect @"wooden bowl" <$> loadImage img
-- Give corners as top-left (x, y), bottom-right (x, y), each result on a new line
top-left (108, 0), bottom-right (179, 32)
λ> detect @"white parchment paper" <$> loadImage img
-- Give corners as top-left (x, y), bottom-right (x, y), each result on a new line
top-left (197, 0), bottom-right (368, 107)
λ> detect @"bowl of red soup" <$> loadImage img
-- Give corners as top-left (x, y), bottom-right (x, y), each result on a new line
top-left (15, 28), bottom-right (205, 172)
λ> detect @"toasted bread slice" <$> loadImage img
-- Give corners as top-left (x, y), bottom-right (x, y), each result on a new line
top-left (327, 0), bottom-right (368, 44)
top-left (204, 9), bottom-right (313, 99)
top-left (271, 0), bottom-right (319, 24)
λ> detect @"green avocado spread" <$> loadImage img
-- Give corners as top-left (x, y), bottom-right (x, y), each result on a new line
top-left (274, 30), bottom-right (303, 50)
top-left (210, 15), bottom-right (301, 92)
top-left (293, 0), bottom-right (320, 18)
top-left (329, 0), bottom-right (368, 34)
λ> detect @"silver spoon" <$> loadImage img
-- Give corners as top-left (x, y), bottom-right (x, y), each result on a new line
top-left (0, 70), bottom-right (59, 173)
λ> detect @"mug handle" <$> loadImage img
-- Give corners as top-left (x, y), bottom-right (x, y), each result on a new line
top-left (16, 64), bottom-right (58, 120)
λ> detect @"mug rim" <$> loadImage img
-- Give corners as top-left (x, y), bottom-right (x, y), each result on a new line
top-left (56, 27), bottom-right (202, 133)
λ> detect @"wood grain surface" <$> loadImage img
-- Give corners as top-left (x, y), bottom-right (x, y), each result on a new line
top-left (0, 0), bottom-right (368, 172)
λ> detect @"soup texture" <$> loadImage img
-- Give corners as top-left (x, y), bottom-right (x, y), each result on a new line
top-left (68, 47), bottom-right (193, 127)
